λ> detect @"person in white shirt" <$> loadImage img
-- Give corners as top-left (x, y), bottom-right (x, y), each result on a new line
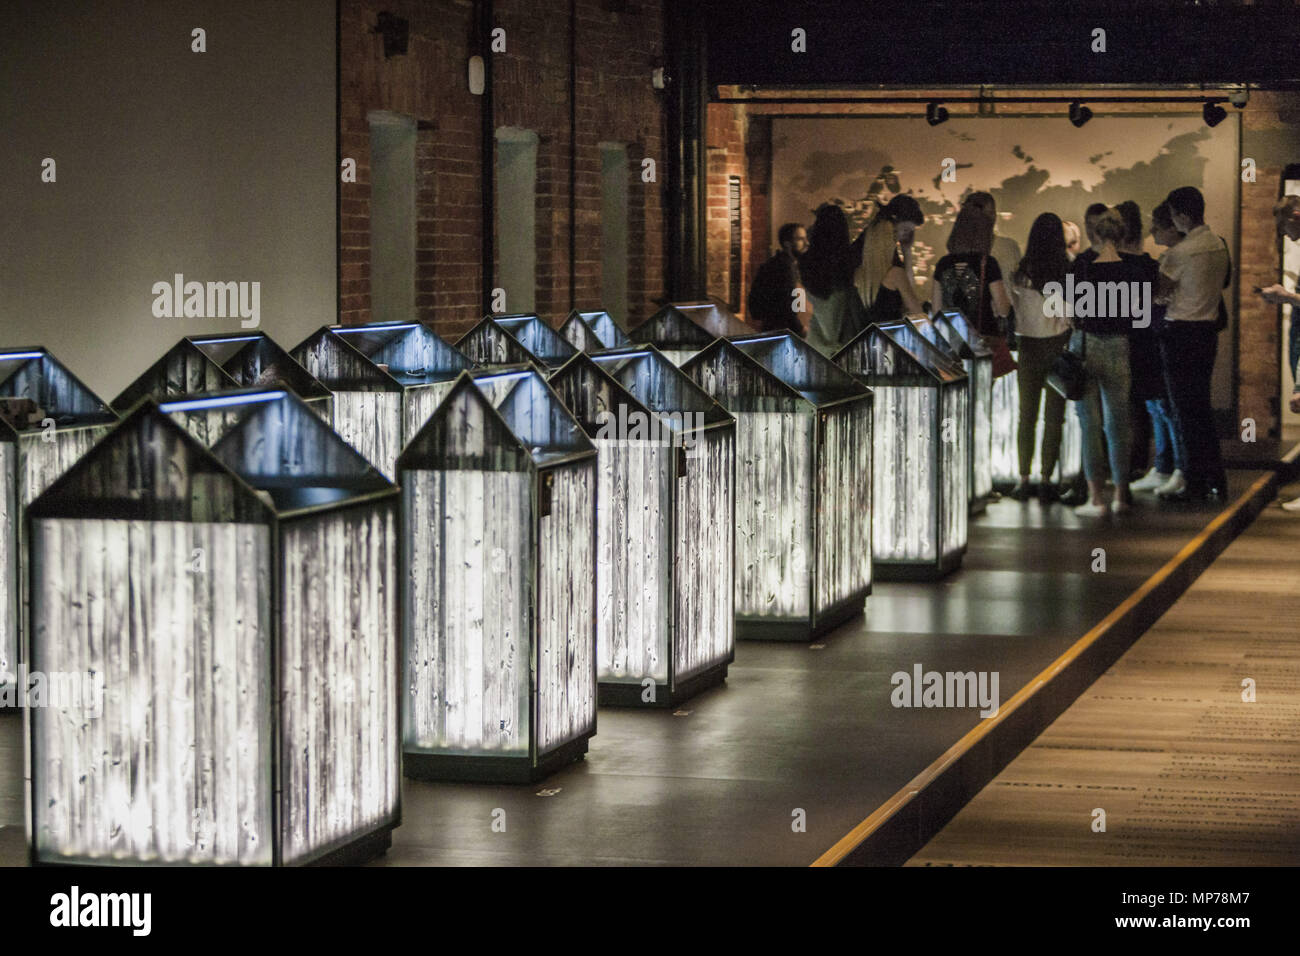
top-left (1153, 186), bottom-right (1229, 502)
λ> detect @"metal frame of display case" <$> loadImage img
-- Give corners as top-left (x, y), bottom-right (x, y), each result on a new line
top-left (0, 347), bottom-right (117, 707)
top-left (585, 345), bottom-right (736, 700)
top-left (27, 396), bottom-right (400, 866)
top-left (834, 322), bottom-right (969, 581)
top-left (558, 309), bottom-right (632, 352)
top-left (683, 333), bottom-right (874, 641)
top-left (399, 368), bottom-right (598, 780)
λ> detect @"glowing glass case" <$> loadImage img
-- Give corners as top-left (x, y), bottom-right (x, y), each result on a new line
top-left (835, 323), bottom-right (969, 580)
top-left (683, 333), bottom-right (873, 640)
top-left (399, 368), bottom-right (598, 780)
top-left (27, 395), bottom-right (400, 865)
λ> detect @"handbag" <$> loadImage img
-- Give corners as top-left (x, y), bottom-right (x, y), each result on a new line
top-left (1046, 329), bottom-right (1088, 401)
top-left (975, 255), bottom-right (1018, 377)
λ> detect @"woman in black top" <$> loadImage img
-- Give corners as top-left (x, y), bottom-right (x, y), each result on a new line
top-left (803, 203), bottom-right (869, 355)
top-left (931, 205), bottom-right (1015, 375)
top-left (1069, 207), bottom-right (1146, 516)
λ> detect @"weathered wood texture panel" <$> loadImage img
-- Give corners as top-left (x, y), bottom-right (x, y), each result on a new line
top-left (0, 442), bottom-right (13, 688)
top-left (674, 427), bottom-right (735, 680)
top-left (815, 401), bottom-right (873, 613)
top-left (535, 462), bottom-right (596, 752)
top-left (970, 358), bottom-right (993, 499)
top-left (456, 322), bottom-right (535, 366)
top-left (403, 469), bottom-right (532, 755)
top-left (331, 391), bottom-right (403, 480)
top-left (734, 411), bottom-right (812, 618)
top-left (940, 384), bottom-right (970, 561)
top-left (19, 427), bottom-right (112, 507)
top-left (593, 436), bottom-right (672, 683)
top-left (402, 381), bottom-right (456, 448)
top-left (872, 386), bottom-right (939, 562)
top-left (279, 503), bottom-right (399, 863)
top-left (31, 518), bottom-right (274, 864)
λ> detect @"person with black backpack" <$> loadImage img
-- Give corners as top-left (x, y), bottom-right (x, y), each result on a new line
top-left (930, 205), bottom-right (1017, 377)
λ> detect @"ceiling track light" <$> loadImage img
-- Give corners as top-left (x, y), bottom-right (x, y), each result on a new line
top-left (1203, 101), bottom-right (1228, 127)
top-left (926, 101), bottom-right (949, 126)
top-left (1068, 101), bottom-right (1093, 128)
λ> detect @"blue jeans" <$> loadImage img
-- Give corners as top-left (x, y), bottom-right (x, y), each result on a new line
top-left (1072, 331), bottom-right (1132, 486)
top-left (1146, 397), bottom-right (1183, 475)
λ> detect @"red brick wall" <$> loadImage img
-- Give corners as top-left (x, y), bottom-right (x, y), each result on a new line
top-left (705, 102), bottom-right (752, 314)
top-left (340, 0), bottom-right (666, 339)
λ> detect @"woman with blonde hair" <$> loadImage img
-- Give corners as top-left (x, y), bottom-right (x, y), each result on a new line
top-left (852, 194), bottom-right (925, 323)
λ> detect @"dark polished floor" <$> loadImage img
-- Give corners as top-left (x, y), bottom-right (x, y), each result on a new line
top-left (0, 472), bottom-right (1266, 866)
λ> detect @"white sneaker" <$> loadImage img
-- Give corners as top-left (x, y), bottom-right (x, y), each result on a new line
top-left (1156, 469), bottom-right (1187, 496)
top-left (1131, 468), bottom-right (1171, 491)
top-left (1281, 496), bottom-right (1300, 513)
top-left (1074, 501), bottom-right (1110, 518)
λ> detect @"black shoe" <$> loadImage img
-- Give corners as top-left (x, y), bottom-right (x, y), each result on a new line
top-left (1059, 487), bottom-right (1088, 507)
top-left (1010, 481), bottom-right (1031, 502)
top-left (1159, 485), bottom-right (1209, 503)
top-left (1038, 484), bottom-right (1061, 504)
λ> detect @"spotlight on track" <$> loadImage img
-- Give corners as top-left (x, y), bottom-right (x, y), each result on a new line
top-left (1068, 101), bottom-right (1093, 128)
top-left (1203, 101), bottom-right (1228, 127)
top-left (926, 101), bottom-right (949, 127)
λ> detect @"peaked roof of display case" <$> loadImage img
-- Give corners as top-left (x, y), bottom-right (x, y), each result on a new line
top-left (189, 332), bottom-right (333, 404)
top-left (834, 322), bottom-right (968, 387)
top-left (27, 398), bottom-right (272, 524)
top-left (327, 321), bottom-right (473, 386)
top-left (0, 346), bottom-right (117, 434)
top-left (290, 327), bottom-right (405, 392)
top-left (401, 367), bottom-right (595, 473)
top-left (729, 331), bottom-right (872, 409)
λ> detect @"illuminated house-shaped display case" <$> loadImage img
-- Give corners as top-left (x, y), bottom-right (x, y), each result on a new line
top-left (399, 368), bottom-right (597, 781)
top-left (931, 311), bottom-right (994, 508)
top-left (26, 395), bottom-right (400, 865)
top-left (292, 323), bottom-right (471, 479)
top-left (585, 345), bottom-right (736, 697)
top-left (834, 322), bottom-right (969, 580)
top-left (456, 314), bottom-right (578, 369)
top-left (628, 305), bottom-right (717, 366)
top-left (0, 348), bottom-right (118, 703)
top-left (558, 309), bottom-right (632, 352)
top-left (112, 334), bottom-right (333, 447)
top-left (699, 331), bottom-right (874, 640)
top-left (548, 352), bottom-right (727, 704)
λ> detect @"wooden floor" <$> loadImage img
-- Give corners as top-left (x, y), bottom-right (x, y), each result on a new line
top-left (908, 483), bottom-right (1300, 867)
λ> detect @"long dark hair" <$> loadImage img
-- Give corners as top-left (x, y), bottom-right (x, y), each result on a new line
top-left (800, 203), bottom-right (854, 300)
top-left (1013, 212), bottom-right (1070, 292)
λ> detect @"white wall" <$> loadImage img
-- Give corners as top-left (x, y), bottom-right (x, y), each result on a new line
top-left (0, 0), bottom-right (336, 401)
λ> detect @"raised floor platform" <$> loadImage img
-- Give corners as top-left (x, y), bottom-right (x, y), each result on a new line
top-left (0, 467), bottom-right (1282, 866)
top-left (907, 482), bottom-right (1300, 867)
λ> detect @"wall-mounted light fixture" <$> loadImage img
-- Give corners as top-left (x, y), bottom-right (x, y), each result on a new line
top-left (1203, 101), bottom-right (1228, 127)
top-left (926, 101), bottom-right (949, 126)
top-left (1069, 101), bottom-right (1093, 128)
